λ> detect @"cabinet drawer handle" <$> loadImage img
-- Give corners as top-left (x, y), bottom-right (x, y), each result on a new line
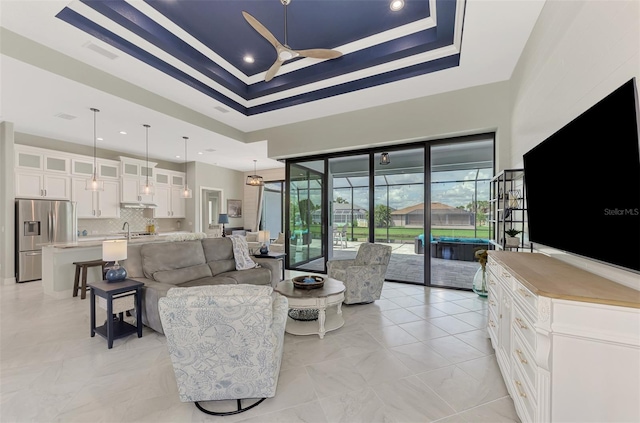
top-left (489, 319), bottom-right (496, 328)
top-left (489, 278), bottom-right (496, 286)
top-left (515, 349), bottom-right (528, 364)
top-left (515, 317), bottom-right (528, 330)
top-left (489, 299), bottom-right (496, 306)
top-left (501, 271), bottom-right (511, 278)
top-left (514, 380), bottom-right (527, 398)
top-left (518, 288), bottom-right (532, 298)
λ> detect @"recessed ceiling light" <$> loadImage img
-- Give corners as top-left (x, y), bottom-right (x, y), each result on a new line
top-left (97, 137), bottom-right (103, 141)
top-left (175, 155), bottom-right (181, 158)
top-left (243, 55), bottom-right (255, 64)
top-left (119, 131), bottom-right (127, 135)
top-left (197, 152), bottom-right (203, 155)
top-left (390, 0), bottom-right (404, 11)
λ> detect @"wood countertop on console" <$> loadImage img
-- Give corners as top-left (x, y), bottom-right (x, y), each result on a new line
top-left (488, 251), bottom-right (640, 309)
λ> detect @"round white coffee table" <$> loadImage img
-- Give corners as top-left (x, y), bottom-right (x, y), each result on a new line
top-left (274, 277), bottom-right (345, 339)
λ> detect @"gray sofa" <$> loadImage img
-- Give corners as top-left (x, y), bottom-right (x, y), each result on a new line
top-left (122, 237), bottom-right (281, 334)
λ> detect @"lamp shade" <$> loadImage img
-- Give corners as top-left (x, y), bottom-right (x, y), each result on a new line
top-left (258, 230), bottom-right (270, 244)
top-left (218, 214), bottom-right (229, 224)
top-left (103, 240), bottom-right (128, 262)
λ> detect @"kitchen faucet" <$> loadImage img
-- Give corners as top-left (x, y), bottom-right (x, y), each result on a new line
top-left (122, 222), bottom-right (130, 239)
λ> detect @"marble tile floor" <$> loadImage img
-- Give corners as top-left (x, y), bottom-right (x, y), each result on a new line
top-left (0, 276), bottom-right (520, 423)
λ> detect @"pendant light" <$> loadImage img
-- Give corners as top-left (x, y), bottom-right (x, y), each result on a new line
top-left (140, 124), bottom-right (154, 195)
top-left (86, 108), bottom-right (104, 191)
top-left (246, 159), bottom-right (264, 186)
top-left (181, 136), bottom-right (192, 198)
top-left (380, 152), bottom-right (391, 165)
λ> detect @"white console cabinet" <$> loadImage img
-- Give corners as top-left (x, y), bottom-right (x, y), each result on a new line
top-left (487, 251), bottom-right (640, 423)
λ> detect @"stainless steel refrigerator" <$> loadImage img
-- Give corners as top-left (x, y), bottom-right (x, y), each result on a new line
top-left (15, 199), bottom-right (77, 283)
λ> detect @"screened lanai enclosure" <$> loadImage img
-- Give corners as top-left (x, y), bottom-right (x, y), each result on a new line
top-left (285, 135), bottom-right (494, 290)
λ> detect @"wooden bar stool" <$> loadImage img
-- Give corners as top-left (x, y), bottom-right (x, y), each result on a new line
top-left (73, 259), bottom-right (107, 299)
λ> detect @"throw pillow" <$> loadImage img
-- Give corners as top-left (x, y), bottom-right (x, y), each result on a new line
top-left (229, 235), bottom-right (259, 270)
top-left (246, 231), bottom-right (259, 242)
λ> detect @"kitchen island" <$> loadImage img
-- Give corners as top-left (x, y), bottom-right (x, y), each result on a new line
top-left (41, 232), bottom-right (190, 299)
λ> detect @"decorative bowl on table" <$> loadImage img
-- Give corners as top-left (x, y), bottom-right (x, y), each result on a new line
top-left (292, 275), bottom-right (325, 289)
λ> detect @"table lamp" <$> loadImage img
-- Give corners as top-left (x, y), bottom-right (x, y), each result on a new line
top-left (103, 240), bottom-right (128, 282)
top-left (218, 213), bottom-right (229, 237)
top-left (258, 230), bottom-right (270, 254)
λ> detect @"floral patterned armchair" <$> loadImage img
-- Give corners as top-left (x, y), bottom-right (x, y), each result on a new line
top-left (158, 284), bottom-right (288, 415)
top-left (327, 242), bottom-right (392, 305)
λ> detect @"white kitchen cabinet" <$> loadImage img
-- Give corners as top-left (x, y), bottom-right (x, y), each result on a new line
top-left (121, 177), bottom-right (154, 203)
top-left (170, 186), bottom-right (186, 217)
top-left (153, 170), bottom-right (185, 218)
top-left (487, 251), bottom-right (640, 423)
top-left (73, 178), bottom-right (119, 218)
top-left (153, 184), bottom-right (185, 218)
top-left (154, 185), bottom-right (171, 217)
top-left (16, 148), bottom-right (70, 174)
top-left (16, 171), bottom-right (71, 200)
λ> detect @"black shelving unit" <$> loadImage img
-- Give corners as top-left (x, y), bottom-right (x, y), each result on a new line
top-left (489, 169), bottom-right (531, 251)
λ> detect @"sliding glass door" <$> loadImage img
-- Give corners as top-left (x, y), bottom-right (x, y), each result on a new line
top-left (428, 140), bottom-right (493, 289)
top-left (374, 148), bottom-right (425, 283)
top-left (284, 135), bottom-right (494, 289)
top-left (287, 161), bottom-right (325, 271)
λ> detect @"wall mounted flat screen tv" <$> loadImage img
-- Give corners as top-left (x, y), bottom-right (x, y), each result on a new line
top-left (523, 78), bottom-right (640, 273)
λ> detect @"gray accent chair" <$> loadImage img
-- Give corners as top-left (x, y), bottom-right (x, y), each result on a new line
top-left (327, 242), bottom-right (392, 305)
top-left (159, 284), bottom-right (288, 416)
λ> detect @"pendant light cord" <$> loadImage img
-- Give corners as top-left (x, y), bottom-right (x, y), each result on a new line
top-left (183, 136), bottom-right (188, 186)
top-left (283, 2), bottom-right (288, 47)
top-left (90, 108), bottom-right (99, 179)
top-left (144, 124), bottom-right (150, 185)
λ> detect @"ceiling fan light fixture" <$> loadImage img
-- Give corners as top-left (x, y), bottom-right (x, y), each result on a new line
top-left (243, 55), bottom-right (255, 63)
top-left (85, 107), bottom-right (104, 191)
top-left (390, 0), bottom-right (405, 12)
top-left (246, 159), bottom-right (264, 186)
top-left (380, 152), bottom-right (391, 165)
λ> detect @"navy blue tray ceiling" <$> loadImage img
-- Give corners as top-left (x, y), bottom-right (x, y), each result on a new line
top-left (56, 0), bottom-right (464, 116)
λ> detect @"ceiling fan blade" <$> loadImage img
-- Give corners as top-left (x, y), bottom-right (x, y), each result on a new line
top-left (242, 11), bottom-right (281, 49)
top-left (295, 49), bottom-right (343, 60)
top-left (265, 59), bottom-right (283, 82)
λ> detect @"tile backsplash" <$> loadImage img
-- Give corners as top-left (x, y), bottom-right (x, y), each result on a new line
top-left (78, 208), bottom-right (186, 235)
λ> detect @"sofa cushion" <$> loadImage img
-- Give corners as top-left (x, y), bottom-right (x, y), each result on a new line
top-left (224, 268), bottom-right (272, 286)
top-left (177, 276), bottom-right (236, 287)
top-left (246, 231), bottom-right (259, 242)
top-left (141, 240), bottom-right (209, 281)
top-left (153, 264), bottom-right (213, 285)
top-left (123, 244), bottom-right (145, 278)
top-left (201, 238), bottom-right (237, 275)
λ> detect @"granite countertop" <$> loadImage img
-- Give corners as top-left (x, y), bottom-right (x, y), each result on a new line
top-left (41, 231), bottom-right (191, 248)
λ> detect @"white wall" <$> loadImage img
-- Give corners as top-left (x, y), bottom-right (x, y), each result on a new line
top-left (509, 0), bottom-right (640, 288)
top-left (0, 122), bottom-right (16, 284)
top-left (191, 161), bottom-right (244, 232)
top-left (248, 81), bottom-right (513, 172)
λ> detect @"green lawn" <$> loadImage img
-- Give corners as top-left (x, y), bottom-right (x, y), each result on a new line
top-left (302, 225), bottom-right (489, 242)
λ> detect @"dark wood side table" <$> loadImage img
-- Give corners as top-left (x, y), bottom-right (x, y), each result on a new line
top-left (88, 279), bottom-right (143, 349)
top-left (254, 252), bottom-right (286, 281)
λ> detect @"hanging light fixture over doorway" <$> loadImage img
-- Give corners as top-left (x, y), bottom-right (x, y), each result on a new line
top-left (380, 152), bottom-right (391, 165)
top-left (140, 124), bottom-right (154, 195)
top-left (181, 136), bottom-right (192, 198)
top-left (246, 159), bottom-right (264, 186)
top-left (86, 107), bottom-right (104, 191)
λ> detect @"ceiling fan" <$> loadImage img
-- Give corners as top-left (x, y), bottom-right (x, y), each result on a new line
top-left (242, 0), bottom-right (343, 82)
